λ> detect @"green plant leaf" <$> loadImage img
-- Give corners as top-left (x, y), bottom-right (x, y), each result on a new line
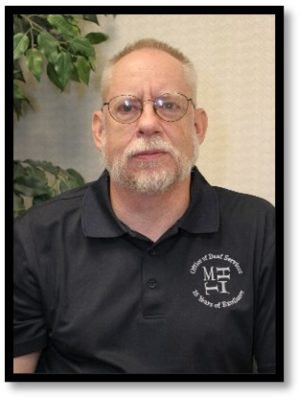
top-left (13, 192), bottom-right (24, 208)
top-left (14, 82), bottom-right (30, 118)
top-left (85, 32), bottom-right (108, 45)
top-left (64, 15), bottom-right (81, 31)
top-left (14, 15), bottom-right (28, 35)
top-left (47, 62), bottom-right (64, 91)
top-left (82, 15), bottom-right (99, 25)
top-left (67, 168), bottom-right (85, 186)
top-left (25, 160), bottom-right (60, 176)
top-left (14, 99), bottom-right (24, 119)
top-left (54, 52), bottom-right (73, 89)
top-left (59, 179), bottom-right (70, 192)
top-left (32, 194), bottom-right (52, 205)
top-left (88, 56), bottom-right (96, 71)
top-left (37, 32), bottom-right (59, 63)
top-left (14, 161), bottom-right (26, 180)
top-left (14, 61), bottom-right (26, 82)
top-left (14, 81), bottom-right (27, 100)
top-left (13, 193), bottom-right (25, 217)
top-left (70, 62), bottom-right (81, 83)
top-left (13, 159), bottom-right (85, 215)
top-left (69, 37), bottom-right (95, 58)
top-left (31, 15), bottom-right (52, 30)
top-left (13, 14), bottom-right (114, 120)
top-left (75, 56), bottom-right (91, 85)
top-left (13, 33), bottom-right (29, 60)
top-left (14, 163), bottom-right (48, 189)
top-left (47, 14), bottom-right (80, 37)
top-left (26, 164), bottom-right (48, 186)
top-left (25, 49), bottom-right (44, 81)
top-left (14, 182), bottom-right (49, 197)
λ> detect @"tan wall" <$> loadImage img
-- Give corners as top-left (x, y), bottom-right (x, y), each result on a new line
top-left (14, 14), bottom-right (275, 204)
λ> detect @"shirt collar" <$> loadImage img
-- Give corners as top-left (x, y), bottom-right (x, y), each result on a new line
top-left (178, 168), bottom-right (219, 234)
top-left (81, 168), bottom-right (219, 238)
top-left (82, 171), bottom-right (125, 238)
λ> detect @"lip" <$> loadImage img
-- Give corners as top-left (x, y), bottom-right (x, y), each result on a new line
top-left (132, 150), bottom-right (168, 160)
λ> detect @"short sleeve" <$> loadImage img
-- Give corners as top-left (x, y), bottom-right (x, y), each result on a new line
top-left (254, 204), bottom-right (276, 373)
top-left (14, 214), bottom-right (48, 357)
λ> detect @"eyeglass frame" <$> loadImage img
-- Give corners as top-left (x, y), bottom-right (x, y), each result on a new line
top-left (102, 92), bottom-right (195, 124)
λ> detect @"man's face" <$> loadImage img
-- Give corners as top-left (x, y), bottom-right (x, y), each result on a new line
top-left (93, 49), bottom-right (207, 193)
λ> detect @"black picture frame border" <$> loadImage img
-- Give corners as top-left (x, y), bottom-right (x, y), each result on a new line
top-left (5, 4), bottom-right (284, 383)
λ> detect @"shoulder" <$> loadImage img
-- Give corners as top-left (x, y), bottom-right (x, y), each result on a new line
top-left (192, 168), bottom-right (274, 220)
top-left (214, 186), bottom-right (274, 212)
top-left (213, 186), bottom-right (275, 227)
top-left (14, 182), bottom-right (92, 230)
top-left (211, 187), bottom-right (275, 258)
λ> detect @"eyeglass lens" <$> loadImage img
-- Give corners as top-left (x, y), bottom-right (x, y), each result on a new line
top-left (108, 93), bottom-right (190, 123)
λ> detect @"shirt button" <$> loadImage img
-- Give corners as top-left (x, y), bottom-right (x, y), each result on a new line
top-left (147, 279), bottom-right (158, 289)
top-left (149, 249), bottom-right (157, 256)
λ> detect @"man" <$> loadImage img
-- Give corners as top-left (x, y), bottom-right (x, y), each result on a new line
top-left (14, 39), bottom-right (275, 374)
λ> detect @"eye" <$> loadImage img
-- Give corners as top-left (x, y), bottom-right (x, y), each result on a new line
top-left (156, 97), bottom-right (180, 112)
top-left (119, 100), bottom-right (133, 113)
top-left (115, 98), bottom-right (140, 114)
top-left (163, 101), bottom-right (178, 110)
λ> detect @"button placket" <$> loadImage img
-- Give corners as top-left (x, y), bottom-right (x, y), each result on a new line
top-left (141, 248), bottom-right (165, 318)
top-left (147, 278), bottom-right (158, 289)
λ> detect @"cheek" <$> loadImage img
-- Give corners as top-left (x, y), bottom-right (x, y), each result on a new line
top-left (102, 133), bottom-right (129, 159)
top-left (103, 120), bottom-right (139, 154)
top-left (172, 122), bottom-right (196, 152)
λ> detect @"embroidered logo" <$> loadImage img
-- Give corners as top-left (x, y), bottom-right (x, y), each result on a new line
top-left (189, 253), bottom-right (244, 309)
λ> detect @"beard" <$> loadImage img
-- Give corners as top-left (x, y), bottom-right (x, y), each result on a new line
top-left (101, 134), bottom-right (199, 194)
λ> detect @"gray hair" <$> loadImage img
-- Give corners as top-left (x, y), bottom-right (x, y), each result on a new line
top-left (100, 38), bottom-right (197, 103)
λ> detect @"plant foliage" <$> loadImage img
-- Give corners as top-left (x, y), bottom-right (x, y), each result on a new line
top-left (13, 14), bottom-right (109, 118)
top-left (14, 159), bottom-right (86, 218)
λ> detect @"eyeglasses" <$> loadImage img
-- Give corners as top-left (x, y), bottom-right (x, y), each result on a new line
top-left (103, 92), bottom-right (194, 124)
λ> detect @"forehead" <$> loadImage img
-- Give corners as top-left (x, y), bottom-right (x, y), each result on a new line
top-left (107, 49), bottom-right (190, 96)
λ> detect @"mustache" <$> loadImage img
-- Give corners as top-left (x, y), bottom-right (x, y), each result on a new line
top-left (123, 137), bottom-right (179, 159)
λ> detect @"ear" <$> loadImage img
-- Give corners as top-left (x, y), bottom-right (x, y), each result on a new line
top-left (92, 111), bottom-right (105, 151)
top-left (194, 108), bottom-right (208, 145)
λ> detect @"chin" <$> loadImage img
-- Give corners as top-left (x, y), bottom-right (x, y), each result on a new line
top-left (122, 165), bottom-right (188, 194)
top-left (107, 155), bottom-right (193, 193)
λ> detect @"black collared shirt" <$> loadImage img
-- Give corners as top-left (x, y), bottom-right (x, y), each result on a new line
top-left (14, 168), bottom-right (275, 374)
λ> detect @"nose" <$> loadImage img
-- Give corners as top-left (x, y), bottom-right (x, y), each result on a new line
top-left (136, 101), bottom-right (161, 136)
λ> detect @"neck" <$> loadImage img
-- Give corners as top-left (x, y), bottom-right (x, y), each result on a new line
top-left (109, 177), bottom-right (191, 242)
